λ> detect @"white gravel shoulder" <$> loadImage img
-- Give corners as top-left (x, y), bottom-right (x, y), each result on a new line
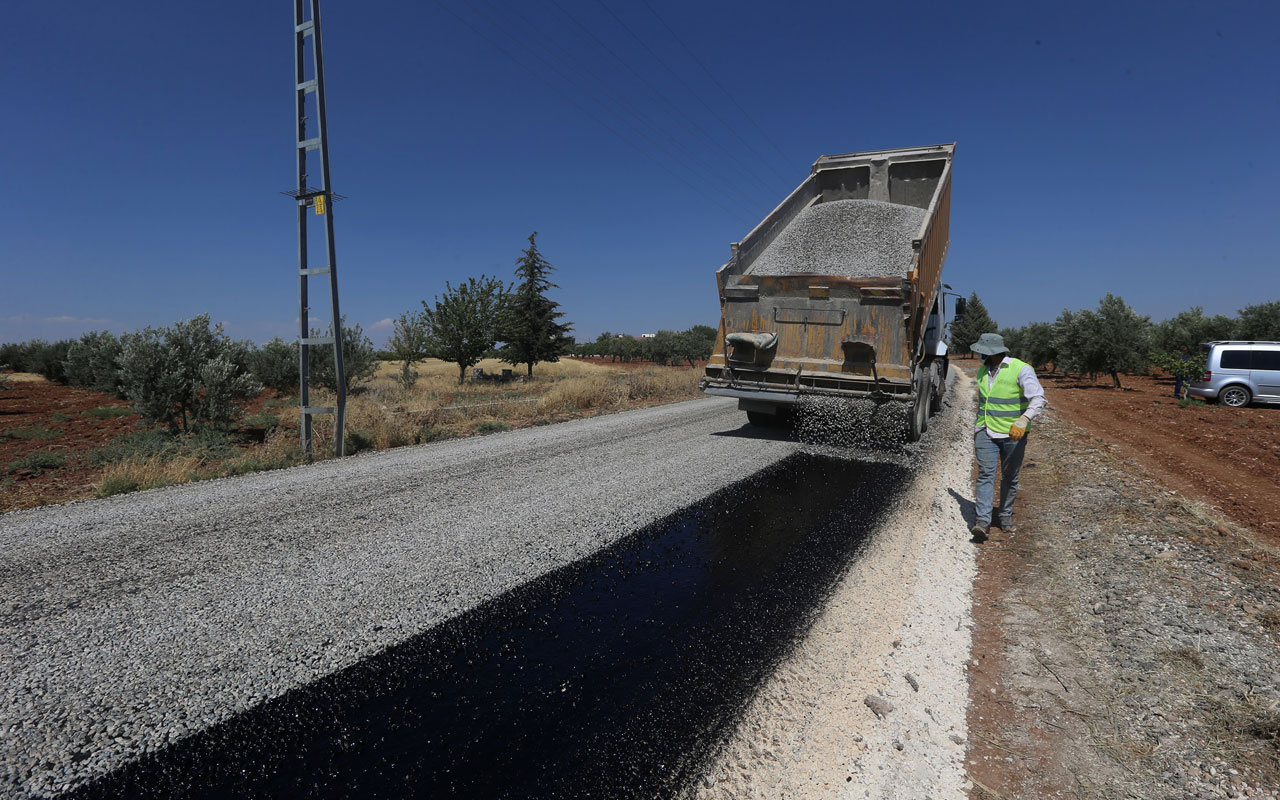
top-left (692, 372), bottom-right (978, 799)
top-left (0, 397), bottom-right (799, 798)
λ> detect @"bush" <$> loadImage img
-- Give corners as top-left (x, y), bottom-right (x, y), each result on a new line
top-left (309, 316), bottom-right (379, 395)
top-left (1150, 349), bottom-right (1207, 383)
top-left (417, 424), bottom-right (450, 443)
top-left (475, 420), bottom-right (509, 434)
top-left (248, 337), bottom-right (300, 394)
top-left (387, 310), bottom-right (432, 390)
top-left (2, 426), bottom-right (59, 441)
top-left (1236, 301), bottom-right (1280, 341)
top-left (1, 340), bottom-right (75, 383)
top-left (84, 405), bottom-right (133, 419)
top-left (1153, 307), bottom-right (1236, 353)
top-left (90, 427), bottom-right (234, 466)
top-left (344, 429), bottom-right (375, 454)
top-left (63, 331), bottom-right (124, 395)
top-left (8, 451), bottom-right (66, 474)
top-left (89, 429), bottom-right (174, 465)
top-left (243, 412), bottom-right (280, 430)
top-left (117, 314), bottom-right (262, 433)
top-left (96, 472), bottom-right (146, 498)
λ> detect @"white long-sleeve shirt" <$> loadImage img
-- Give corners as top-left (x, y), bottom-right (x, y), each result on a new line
top-left (976, 357), bottom-right (1047, 439)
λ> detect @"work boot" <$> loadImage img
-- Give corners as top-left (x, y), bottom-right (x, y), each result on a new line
top-left (970, 522), bottom-right (989, 542)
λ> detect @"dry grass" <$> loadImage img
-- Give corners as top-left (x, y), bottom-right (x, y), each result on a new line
top-left (96, 454), bottom-right (204, 497)
top-left (37, 358), bottom-right (704, 506)
top-left (350, 358), bottom-right (702, 442)
top-left (95, 429), bottom-right (305, 497)
top-left (3, 372), bottom-right (49, 384)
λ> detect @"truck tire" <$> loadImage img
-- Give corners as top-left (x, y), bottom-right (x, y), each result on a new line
top-left (929, 359), bottom-right (945, 416)
top-left (908, 368), bottom-right (929, 442)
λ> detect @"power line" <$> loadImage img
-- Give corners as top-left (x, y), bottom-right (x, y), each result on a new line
top-left (475, 0), bottom-right (771, 213)
top-left (594, 0), bottom-right (792, 185)
top-left (543, 0), bottom-right (782, 200)
top-left (430, 0), bottom-right (754, 223)
top-left (638, 0), bottom-right (793, 168)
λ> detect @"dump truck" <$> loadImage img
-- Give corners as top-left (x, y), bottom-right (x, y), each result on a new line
top-left (700, 143), bottom-right (956, 441)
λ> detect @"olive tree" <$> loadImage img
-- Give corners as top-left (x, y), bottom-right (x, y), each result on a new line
top-left (387, 310), bottom-right (432, 389)
top-left (117, 314), bottom-right (261, 433)
top-left (308, 316), bottom-right (379, 394)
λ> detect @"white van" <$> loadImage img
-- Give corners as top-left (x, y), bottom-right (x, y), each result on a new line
top-left (1188, 341), bottom-right (1280, 407)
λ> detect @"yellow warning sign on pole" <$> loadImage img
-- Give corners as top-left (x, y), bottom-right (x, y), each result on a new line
top-left (314, 194), bottom-right (326, 215)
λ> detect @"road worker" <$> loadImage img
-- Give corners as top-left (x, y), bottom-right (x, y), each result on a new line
top-left (970, 332), bottom-right (1047, 542)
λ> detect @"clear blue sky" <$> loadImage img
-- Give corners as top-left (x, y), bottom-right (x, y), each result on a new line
top-left (2, 1), bottom-right (1277, 346)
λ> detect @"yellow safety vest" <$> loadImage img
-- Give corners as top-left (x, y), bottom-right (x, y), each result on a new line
top-left (976, 358), bottom-right (1031, 434)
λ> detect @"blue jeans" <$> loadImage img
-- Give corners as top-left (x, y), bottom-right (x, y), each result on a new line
top-left (974, 429), bottom-right (1027, 526)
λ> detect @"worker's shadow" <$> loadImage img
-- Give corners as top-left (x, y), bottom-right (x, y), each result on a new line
top-left (947, 488), bottom-right (977, 527)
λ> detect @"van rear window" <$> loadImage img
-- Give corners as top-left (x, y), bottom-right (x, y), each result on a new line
top-left (1252, 350), bottom-right (1280, 371)
top-left (1219, 350), bottom-right (1252, 369)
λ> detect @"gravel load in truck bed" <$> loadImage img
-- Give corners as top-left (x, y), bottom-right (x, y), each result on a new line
top-left (745, 199), bottom-right (927, 278)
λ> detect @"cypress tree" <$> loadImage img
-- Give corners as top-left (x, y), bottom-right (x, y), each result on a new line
top-left (499, 232), bottom-right (574, 377)
top-left (949, 292), bottom-right (998, 356)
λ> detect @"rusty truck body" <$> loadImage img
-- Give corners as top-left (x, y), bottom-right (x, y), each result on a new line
top-left (700, 143), bottom-right (956, 441)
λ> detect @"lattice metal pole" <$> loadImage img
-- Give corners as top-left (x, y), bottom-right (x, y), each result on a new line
top-left (291, 0), bottom-right (346, 458)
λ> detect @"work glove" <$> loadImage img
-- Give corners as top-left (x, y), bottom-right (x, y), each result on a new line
top-left (1008, 415), bottom-right (1030, 441)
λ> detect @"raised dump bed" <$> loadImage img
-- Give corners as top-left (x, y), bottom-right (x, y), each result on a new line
top-left (701, 143), bottom-right (956, 441)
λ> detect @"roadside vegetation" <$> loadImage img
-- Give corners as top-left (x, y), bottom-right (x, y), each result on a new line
top-left (951, 295), bottom-right (1280, 389)
top-left (0, 233), bottom-right (720, 511)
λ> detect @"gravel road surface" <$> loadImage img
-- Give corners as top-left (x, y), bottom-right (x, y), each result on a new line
top-left (1, 397), bottom-right (800, 797)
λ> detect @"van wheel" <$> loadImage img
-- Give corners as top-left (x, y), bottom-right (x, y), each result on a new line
top-left (1221, 385), bottom-right (1252, 408)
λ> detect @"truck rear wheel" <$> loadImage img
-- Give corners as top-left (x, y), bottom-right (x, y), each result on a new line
top-left (929, 359), bottom-right (946, 415)
top-left (908, 367), bottom-right (929, 442)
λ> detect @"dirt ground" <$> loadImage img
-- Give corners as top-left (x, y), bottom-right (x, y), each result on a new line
top-left (1040, 371), bottom-right (1280, 539)
top-left (0, 375), bottom-right (142, 511)
top-left (0, 361), bottom-right (705, 513)
top-left (964, 362), bottom-right (1280, 799)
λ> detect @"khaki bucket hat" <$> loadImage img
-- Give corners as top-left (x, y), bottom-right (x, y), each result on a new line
top-left (971, 332), bottom-right (1009, 356)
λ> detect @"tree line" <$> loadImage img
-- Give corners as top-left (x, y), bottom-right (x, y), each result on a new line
top-left (948, 292), bottom-right (1280, 388)
top-left (0, 314), bottom-right (380, 433)
top-left (0, 231), bottom-right (712, 435)
top-left (385, 232), bottom-right (573, 388)
top-left (569, 326), bottom-right (717, 366)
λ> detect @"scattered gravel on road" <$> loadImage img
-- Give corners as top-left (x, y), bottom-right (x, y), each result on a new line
top-left (745, 199), bottom-right (926, 278)
top-left (793, 395), bottom-right (914, 459)
top-left (0, 398), bottom-right (799, 798)
top-left (692, 372), bottom-right (977, 800)
top-left (864, 695), bottom-right (895, 718)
